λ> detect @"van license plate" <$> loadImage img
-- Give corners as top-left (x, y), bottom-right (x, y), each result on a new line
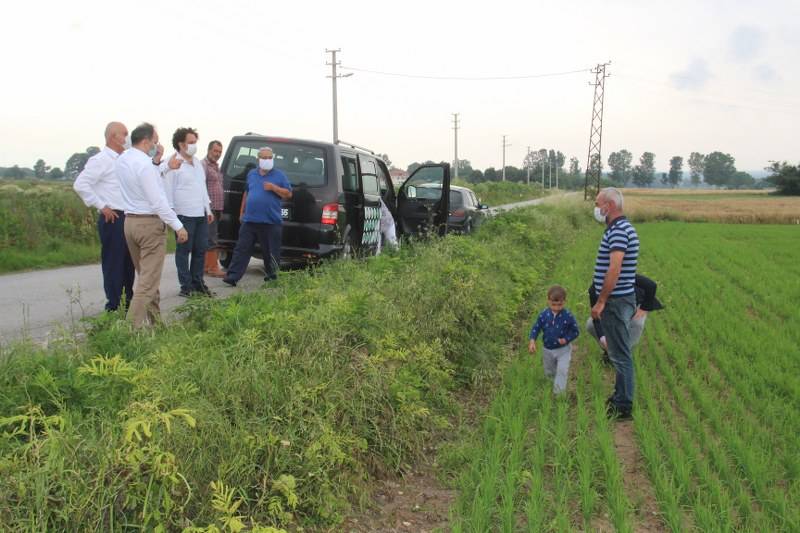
top-left (281, 208), bottom-right (290, 219)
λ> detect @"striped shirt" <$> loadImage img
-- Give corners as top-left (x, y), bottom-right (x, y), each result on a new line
top-left (593, 216), bottom-right (639, 297)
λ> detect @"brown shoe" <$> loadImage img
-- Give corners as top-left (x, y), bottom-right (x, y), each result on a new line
top-left (205, 250), bottom-right (226, 278)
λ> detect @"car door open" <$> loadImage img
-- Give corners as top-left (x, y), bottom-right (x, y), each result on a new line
top-left (396, 164), bottom-right (451, 237)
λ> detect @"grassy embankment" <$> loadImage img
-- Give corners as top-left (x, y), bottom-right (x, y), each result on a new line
top-left (0, 203), bottom-right (587, 531)
top-left (453, 180), bottom-right (545, 206)
top-left (447, 195), bottom-right (800, 531)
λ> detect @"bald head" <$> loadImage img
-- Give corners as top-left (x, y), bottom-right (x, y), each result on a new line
top-left (104, 122), bottom-right (128, 154)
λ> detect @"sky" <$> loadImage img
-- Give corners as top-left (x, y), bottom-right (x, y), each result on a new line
top-left (1, 0), bottom-right (798, 174)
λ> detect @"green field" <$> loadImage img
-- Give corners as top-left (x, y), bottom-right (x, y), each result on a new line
top-left (448, 222), bottom-right (800, 531)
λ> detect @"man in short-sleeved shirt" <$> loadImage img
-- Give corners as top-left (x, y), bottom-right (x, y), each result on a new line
top-left (223, 147), bottom-right (292, 286)
top-left (590, 187), bottom-right (639, 420)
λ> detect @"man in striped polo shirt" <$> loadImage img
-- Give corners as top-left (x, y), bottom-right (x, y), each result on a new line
top-left (590, 187), bottom-right (640, 420)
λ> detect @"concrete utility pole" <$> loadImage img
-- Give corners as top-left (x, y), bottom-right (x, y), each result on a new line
top-left (526, 146), bottom-right (531, 185)
top-left (541, 154), bottom-right (545, 188)
top-left (326, 48), bottom-right (353, 144)
top-left (549, 157), bottom-right (552, 189)
top-left (452, 113), bottom-right (460, 180)
top-left (556, 162), bottom-right (560, 189)
top-left (501, 135), bottom-right (511, 181)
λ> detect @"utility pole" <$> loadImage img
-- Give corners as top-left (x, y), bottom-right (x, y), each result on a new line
top-left (501, 135), bottom-right (511, 181)
top-left (541, 153), bottom-right (545, 189)
top-left (556, 162), bottom-right (560, 189)
top-left (452, 113), bottom-right (460, 181)
top-left (549, 157), bottom-right (552, 189)
top-left (526, 146), bottom-right (531, 185)
top-left (584, 61), bottom-right (611, 200)
top-left (326, 48), bottom-right (353, 144)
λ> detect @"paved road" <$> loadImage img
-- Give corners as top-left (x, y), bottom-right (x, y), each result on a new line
top-left (0, 196), bottom-right (562, 344)
top-left (0, 258), bottom-right (269, 345)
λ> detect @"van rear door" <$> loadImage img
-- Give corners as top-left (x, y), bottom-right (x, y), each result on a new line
top-left (396, 164), bottom-right (451, 237)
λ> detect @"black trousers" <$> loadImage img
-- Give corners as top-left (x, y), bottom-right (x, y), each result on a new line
top-left (225, 222), bottom-right (282, 282)
top-left (98, 211), bottom-right (135, 311)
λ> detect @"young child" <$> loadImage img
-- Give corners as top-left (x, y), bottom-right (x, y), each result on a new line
top-left (528, 285), bottom-right (580, 395)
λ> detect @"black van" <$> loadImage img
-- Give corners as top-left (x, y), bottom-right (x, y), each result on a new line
top-left (217, 134), bottom-right (451, 267)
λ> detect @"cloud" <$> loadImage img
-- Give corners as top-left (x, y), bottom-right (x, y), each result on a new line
top-left (670, 58), bottom-right (712, 90)
top-left (729, 26), bottom-right (766, 61)
top-left (753, 63), bottom-right (779, 82)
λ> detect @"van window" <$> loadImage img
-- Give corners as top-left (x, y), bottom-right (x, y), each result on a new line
top-left (342, 156), bottom-right (358, 192)
top-left (362, 173), bottom-right (380, 196)
top-left (225, 141), bottom-right (327, 187)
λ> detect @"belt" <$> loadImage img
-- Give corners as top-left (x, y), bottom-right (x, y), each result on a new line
top-left (126, 213), bottom-right (159, 218)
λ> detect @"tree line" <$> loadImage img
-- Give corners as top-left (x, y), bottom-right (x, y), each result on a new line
top-left (1, 146), bottom-right (101, 181)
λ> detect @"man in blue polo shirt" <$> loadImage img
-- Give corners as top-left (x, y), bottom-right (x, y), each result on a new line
top-left (223, 147), bottom-right (292, 286)
top-left (590, 187), bottom-right (640, 420)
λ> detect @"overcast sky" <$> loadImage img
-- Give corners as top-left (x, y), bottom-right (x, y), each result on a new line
top-left (1, 0), bottom-right (798, 173)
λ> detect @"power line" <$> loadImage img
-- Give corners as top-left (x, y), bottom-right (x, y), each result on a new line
top-left (338, 65), bottom-right (590, 81)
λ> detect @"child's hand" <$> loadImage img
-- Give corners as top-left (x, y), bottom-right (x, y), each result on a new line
top-left (528, 339), bottom-right (536, 354)
top-left (558, 338), bottom-right (567, 346)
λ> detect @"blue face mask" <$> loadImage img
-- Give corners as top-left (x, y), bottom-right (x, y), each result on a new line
top-left (147, 141), bottom-right (158, 159)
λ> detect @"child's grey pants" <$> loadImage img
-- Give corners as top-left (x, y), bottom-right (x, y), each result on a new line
top-left (542, 344), bottom-right (573, 394)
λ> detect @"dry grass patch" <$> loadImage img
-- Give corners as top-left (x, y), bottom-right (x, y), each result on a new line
top-left (622, 189), bottom-right (800, 224)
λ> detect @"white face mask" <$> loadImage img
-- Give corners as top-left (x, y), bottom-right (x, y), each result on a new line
top-left (123, 135), bottom-right (132, 151)
top-left (259, 158), bottom-right (274, 171)
top-left (593, 206), bottom-right (606, 224)
top-left (147, 141), bottom-right (159, 159)
top-left (185, 143), bottom-right (197, 157)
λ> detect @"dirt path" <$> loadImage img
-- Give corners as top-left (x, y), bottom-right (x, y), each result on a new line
top-left (612, 419), bottom-right (665, 532)
top-left (340, 462), bottom-right (455, 533)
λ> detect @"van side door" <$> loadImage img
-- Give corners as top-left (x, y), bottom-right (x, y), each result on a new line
top-left (396, 163), bottom-right (451, 237)
top-left (356, 155), bottom-right (383, 251)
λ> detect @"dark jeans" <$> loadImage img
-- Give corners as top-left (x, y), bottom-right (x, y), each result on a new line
top-left (98, 211), bottom-right (135, 311)
top-left (175, 215), bottom-right (209, 291)
top-left (226, 222), bottom-right (282, 282)
top-left (603, 293), bottom-right (636, 412)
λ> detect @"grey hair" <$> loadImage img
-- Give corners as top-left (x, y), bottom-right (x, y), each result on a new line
top-left (104, 121), bottom-right (124, 140)
top-left (599, 187), bottom-right (624, 210)
top-left (258, 146), bottom-right (273, 155)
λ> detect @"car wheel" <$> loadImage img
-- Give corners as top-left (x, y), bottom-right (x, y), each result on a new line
top-left (464, 221), bottom-right (473, 235)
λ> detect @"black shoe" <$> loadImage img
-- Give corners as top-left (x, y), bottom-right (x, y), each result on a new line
top-left (263, 276), bottom-right (277, 283)
top-left (196, 283), bottom-right (215, 297)
top-left (222, 278), bottom-right (236, 287)
top-left (607, 403), bottom-right (633, 421)
top-left (179, 287), bottom-right (192, 297)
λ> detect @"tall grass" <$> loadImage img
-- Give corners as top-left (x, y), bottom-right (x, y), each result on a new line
top-left (0, 180), bottom-right (99, 272)
top-left (0, 204), bottom-right (584, 530)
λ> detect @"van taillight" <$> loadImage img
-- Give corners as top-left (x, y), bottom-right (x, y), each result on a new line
top-left (321, 203), bottom-right (338, 225)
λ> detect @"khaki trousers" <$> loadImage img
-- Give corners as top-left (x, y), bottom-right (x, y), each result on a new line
top-left (124, 216), bottom-right (167, 328)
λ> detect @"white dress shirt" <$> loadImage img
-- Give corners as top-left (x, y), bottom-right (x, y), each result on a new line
top-left (163, 154), bottom-right (212, 217)
top-left (72, 146), bottom-right (125, 210)
top-left (115, 148), bottom-right (183, 231)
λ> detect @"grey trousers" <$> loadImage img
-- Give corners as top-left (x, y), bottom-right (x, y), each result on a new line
top-left (586, 314), bottom-right (646, 350)
top-left (542, 344), bottom-right (573, 394)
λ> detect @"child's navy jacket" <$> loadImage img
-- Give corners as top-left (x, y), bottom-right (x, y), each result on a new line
top-left (529, 308), bottom-right (580, 349)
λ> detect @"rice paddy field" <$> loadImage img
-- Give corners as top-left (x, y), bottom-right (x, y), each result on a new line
top-left (447, 214), bottom-right (800, 531)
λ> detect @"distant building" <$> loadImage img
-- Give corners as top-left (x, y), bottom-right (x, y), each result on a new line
top-left (389, 168), bottom-right (408, 183)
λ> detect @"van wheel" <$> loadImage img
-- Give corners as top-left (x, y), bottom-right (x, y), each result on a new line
top-left (340, 226), bottom-right (355, 260)
top-left (464, 221), bottom-right (473, 235)
top-left (219, 249), bottom-right (233, 269)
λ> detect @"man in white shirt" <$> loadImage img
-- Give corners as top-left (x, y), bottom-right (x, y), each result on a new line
top-left (115, 123), bottom-right (188, 328)
top-left (163, 127), bottom-right (214, 297)
top-left (73, 121), bottom-right (135, 311)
